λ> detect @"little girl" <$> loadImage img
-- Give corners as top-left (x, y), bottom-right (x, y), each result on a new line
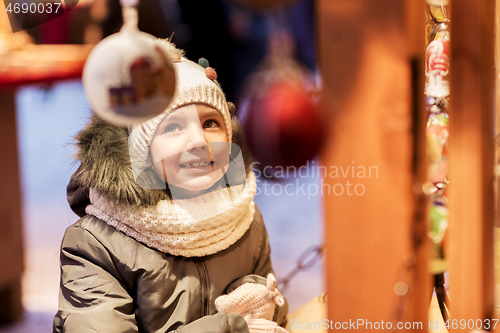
top-left (53, 40), bottom-right (288, 333)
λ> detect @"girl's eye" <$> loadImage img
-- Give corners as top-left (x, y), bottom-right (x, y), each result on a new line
top-left (165, 124), bottom-right (181, 133)
top-left (203, 119), bottom-right (220, 129)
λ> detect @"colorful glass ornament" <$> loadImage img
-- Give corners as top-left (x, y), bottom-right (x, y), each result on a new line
top-left (429, 197), bottom-right (449, 245)
top-left (425, 0), bottom-right (450, 98)
top-left (425, 1), bottom-right (450, 277)
top-left (425, 33), bottom-right (450, 97)
top-left (427, 110), bottom-right (449, 191)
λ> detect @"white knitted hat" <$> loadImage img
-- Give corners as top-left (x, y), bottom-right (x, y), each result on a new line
top-left (128, 40), bottom-right (232, 183)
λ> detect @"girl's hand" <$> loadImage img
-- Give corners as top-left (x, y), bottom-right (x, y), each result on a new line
top-left (215, 274), bottom-right (285, 321)
top-left (245, 318), bottom-right (289, 333)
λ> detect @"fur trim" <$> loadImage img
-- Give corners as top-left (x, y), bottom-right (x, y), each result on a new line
top-left (73, 115), bottom-right (170, 207)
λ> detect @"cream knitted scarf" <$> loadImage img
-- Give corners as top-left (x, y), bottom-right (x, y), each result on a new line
top-left (86, 171), bottom-right (257, 257)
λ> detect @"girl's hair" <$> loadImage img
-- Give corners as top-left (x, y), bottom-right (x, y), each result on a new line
top-left (74, 111), bottom-right (255, 207)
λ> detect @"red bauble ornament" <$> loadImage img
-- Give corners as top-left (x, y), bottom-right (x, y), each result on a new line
top-left (242, 61), bottom-right (324, 173)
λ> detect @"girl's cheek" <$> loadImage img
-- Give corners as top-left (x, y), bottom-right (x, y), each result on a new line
top-left (154, 150), bottom-right (170, 162)
top-left (153, 139), bottom-right (181, 161)
top-left (153, 162), bottom-right (166, 182)
top-left (204, 128), bottom-right (227, 140)
top-left (210, 143), bottom-right (230, 165)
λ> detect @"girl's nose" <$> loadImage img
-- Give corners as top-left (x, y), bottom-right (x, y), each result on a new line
top-left (185, 123), bottom-right (208, 151)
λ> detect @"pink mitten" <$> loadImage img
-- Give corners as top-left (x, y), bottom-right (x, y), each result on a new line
top-left (215, 273), bottom-right (285, 320)
top-left (245, 318), bottom-right (289, 333)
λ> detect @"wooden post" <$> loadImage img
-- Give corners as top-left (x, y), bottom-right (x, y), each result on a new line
top-left (318, 0), bottom-right (429, 331)
top-left (496, 0), bottom-right (500, 330)
top-left (0, 91), bottom-right (25, 323)
top-left (448, 0), bottom-right (496, 329)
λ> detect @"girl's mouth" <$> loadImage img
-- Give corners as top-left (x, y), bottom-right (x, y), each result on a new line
top-left (179, 161), bottom-right (213, 168)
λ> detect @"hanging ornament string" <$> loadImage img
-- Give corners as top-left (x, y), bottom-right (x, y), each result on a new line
top-left (121, 0), bottom-right (139, 30)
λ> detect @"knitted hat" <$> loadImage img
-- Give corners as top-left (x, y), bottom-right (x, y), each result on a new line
top-left (128, 39), bottom-right (232, 184)
top-left (215, 273), bottom-right (285, 321)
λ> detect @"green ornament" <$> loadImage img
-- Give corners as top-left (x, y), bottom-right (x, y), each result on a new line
top-left (198, 57), bottom-right (209, 68)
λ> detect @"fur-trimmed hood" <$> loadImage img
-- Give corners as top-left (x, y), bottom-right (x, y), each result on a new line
top-left (69, 113), bottom-right (254, 210)
top-left (72, 115), bottom-right (169, 207)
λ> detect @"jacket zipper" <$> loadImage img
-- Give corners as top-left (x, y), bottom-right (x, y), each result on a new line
top-left (194, 258), bottom-right (210, 316)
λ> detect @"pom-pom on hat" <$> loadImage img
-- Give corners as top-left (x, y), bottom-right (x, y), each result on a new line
top-left (128, 39), bottom-right (232, 181)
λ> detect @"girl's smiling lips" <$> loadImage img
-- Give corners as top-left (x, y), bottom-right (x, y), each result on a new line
top-left (179, 159), bottom-right (214, 169)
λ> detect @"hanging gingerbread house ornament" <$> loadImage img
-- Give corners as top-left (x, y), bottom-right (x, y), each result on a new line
top-left (83, 0), bottom-right (176, 126)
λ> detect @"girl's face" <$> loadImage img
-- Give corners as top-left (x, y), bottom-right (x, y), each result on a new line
top-left (150, 104), bottom-right (229, 198)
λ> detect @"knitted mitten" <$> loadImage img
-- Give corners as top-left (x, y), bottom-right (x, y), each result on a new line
top-left (215, 273), bottom-right (285, 321)
top-left (245, 318), bottom-right (289, 333)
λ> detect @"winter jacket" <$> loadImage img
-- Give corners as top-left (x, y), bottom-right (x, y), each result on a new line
top-left (53, 116), bottom-right (288, 332)
top-left (53, 202), bottom-right (287, 332)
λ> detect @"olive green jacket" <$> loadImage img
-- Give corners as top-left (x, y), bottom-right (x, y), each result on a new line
top-left (53, 204), bottom-right (288, 333)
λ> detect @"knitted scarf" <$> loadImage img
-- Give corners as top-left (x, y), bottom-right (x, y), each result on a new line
top-left (86, 171), bottom-right (257, 257)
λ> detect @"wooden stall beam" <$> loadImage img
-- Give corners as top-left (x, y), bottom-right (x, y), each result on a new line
top-left (0, 91), bottom-right (24, 324)
top-left (448, 0), bottom-right (496, 329)
top-left (318, 0), bottom-right (429, 331)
